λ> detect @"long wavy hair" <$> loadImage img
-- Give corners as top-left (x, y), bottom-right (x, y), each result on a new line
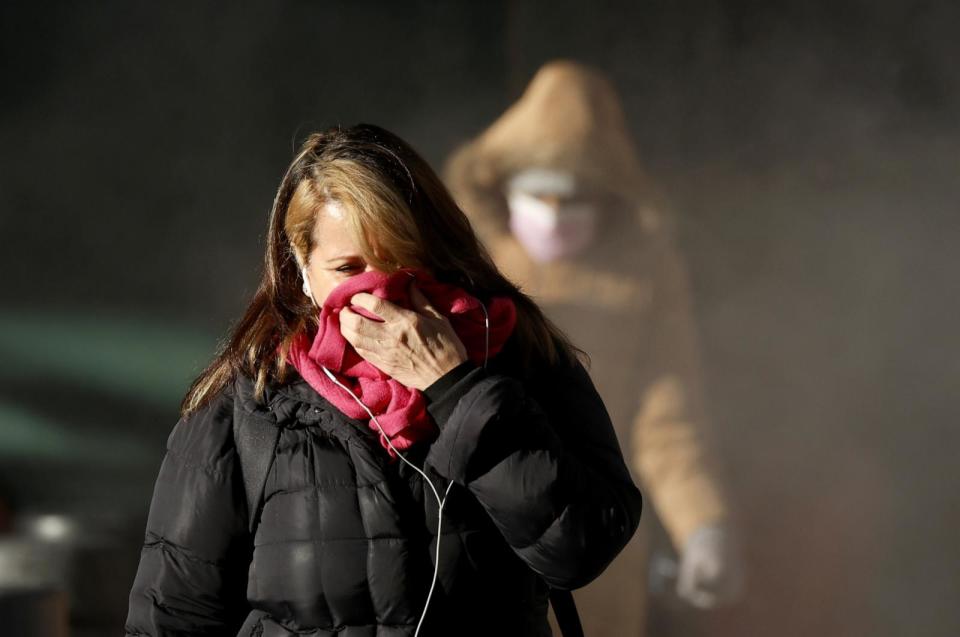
top-left (180, 123), bottom-right (582, 417)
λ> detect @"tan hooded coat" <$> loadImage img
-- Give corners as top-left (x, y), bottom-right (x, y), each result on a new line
top-left (444, 61), bottom-right (729, 636)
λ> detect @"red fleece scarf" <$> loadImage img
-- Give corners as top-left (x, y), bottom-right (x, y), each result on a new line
top-left (286, 268), bottom-right (517, 456)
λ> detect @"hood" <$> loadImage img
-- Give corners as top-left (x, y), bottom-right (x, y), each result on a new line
top-left (448, 60), bottom-right (652, 196)
top-left (444, 60), bottom-right (660, 241)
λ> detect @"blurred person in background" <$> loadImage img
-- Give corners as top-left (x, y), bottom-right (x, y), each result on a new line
top-left (445, 60), bottom-right (744, 636)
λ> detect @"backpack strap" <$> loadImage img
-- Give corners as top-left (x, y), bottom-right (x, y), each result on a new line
top-left (549, 589), bottom-right (584, 637)
top-left (232, 410), bottom-right (282, 535)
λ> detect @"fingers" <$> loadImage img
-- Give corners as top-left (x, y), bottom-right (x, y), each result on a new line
top-left (339, 307), bottom-right (380, 352)
top-left (349, 292), bottom-right (410, 322)
top-left (676, 562), bottom-right (695, 602)
top-left (688, 588), bottom-right (719, 609)
top-left (675, 545), bottom-right (736, 609)
top-left (677, 567), bottom-right (716, 609)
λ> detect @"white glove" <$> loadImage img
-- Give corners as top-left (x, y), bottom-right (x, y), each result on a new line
top-left (676, 523), bottom-right (745, 609)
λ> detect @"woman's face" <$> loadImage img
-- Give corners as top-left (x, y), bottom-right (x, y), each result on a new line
top-left (300, 200), bottom-right (377, 306)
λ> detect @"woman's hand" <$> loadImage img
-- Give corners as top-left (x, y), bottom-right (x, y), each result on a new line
top-left (340, 284), bottom-right (469, 391)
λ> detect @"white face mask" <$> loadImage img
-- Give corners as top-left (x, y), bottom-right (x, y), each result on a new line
top-left (506, 190), bottom-right (598, 262)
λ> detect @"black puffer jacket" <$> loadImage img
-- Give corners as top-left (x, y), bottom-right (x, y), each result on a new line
top-left (125, 341), bottom-right (642, 636)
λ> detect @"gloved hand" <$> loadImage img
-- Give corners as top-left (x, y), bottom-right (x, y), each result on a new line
top-left (676, 523), bottom-right (745, 609)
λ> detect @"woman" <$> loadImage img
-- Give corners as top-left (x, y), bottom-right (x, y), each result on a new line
top-left (124, 124), bottom-right (642, 637)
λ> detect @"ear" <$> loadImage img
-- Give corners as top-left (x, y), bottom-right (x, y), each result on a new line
top-left (290, 246), bottom-right (314, 298)
top-left (299, 262), bottom-right (313, 297)
top-left (290, 245), bottom-right (306, 270)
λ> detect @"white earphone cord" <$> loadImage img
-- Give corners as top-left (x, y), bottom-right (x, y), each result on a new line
top-left (318, 299), bottom-right (489, 636)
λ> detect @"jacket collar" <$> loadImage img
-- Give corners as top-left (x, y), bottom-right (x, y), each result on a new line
top-left (232, 372), bottom-right (381, 447)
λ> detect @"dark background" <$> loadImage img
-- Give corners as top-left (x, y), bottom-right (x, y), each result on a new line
top-left (2, 1), bottom-right (958, 635)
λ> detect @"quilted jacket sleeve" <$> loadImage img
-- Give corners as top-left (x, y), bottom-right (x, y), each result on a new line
top-left (424, 355), bottom-right (643, 590)
top-left (124, 387), bottom-right (251, 636)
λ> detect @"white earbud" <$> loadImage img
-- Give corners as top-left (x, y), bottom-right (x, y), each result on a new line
top-left (291, 246), bottom-right (317, 307)
top-left (300, 265), bottom-right (319, 308)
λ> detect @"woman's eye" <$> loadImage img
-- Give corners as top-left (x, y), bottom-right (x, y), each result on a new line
top-left (336, 264), bottom-right (359, 273)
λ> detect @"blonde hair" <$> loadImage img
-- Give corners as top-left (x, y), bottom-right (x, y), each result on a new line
top-left (180, 124), bottom-right (582, 416)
